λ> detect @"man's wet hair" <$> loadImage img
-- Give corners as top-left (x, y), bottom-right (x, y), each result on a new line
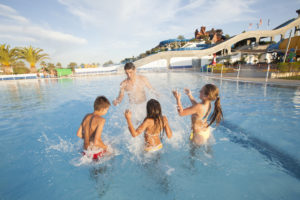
top-left (94, 96), bottom-right (111, 111)
top-left (124, 62), bottom-right (135, 70)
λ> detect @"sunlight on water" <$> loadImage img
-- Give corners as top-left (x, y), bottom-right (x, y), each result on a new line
top-left (1, 72), bottom-right (300, 200)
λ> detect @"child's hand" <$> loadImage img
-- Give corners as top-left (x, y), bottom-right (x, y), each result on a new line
top-left (125, 109), bottom-right (132, 119)
top-left (113, 100), bottom-right (119, 106)
top-left (184, 88), bottom-right (192, 96)
top-left (172, 90), bottom-right (181, 99)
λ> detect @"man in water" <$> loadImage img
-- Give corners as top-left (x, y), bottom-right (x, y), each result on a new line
top-left (113, 62), bottom-right (157, 122)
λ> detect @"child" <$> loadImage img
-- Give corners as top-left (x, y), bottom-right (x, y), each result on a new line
top-left (77, 96), bottom-right (111, 157)
top-left (172, 84), bottom-right (223, 146)
top-left (124, 99), bottom-right (172, 152)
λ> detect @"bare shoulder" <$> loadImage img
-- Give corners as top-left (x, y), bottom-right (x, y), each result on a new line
top-left (194, 103), bottom-right (203, 110)
top-left (143, 118), bottom-right (154, 126)
top-left (120, 79), bottom-right (128, 87)
top-left (137, 74), bottom-right (148, 81)
top-left (95, 115), bottom-right (105, 124)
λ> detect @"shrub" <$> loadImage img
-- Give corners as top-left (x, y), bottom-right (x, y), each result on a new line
top-left (13, 65), bottom-right (30, 74)
top-left (277, 62), bottom-right (300, 72)
top-left (210, 65), bottom-right (235, 73)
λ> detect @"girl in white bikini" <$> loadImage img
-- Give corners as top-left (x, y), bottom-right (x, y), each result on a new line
top-left (173, 84), bottom-right (223, 146)
top-left (125, 99), bottom-right (172, 152)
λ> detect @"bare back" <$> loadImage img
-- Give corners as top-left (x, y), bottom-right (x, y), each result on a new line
top-left (191, 103), bottom-right (211, 133)
top-left (78, 113), bottom-right (106, 150)
top-left (133, 116), bottom-right (172, 147)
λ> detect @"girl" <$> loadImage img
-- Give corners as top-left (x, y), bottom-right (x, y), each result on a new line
top-left (172, 84), bottom-right (223, 146)
top-left (124, 99), bottom-right (172, 152)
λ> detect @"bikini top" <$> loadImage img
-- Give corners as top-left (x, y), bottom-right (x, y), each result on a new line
top-left (192, 104), bottom-right (211, 124)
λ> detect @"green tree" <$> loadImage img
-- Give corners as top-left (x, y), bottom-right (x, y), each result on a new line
top-left (0, 44), bottom-right (18, 74)
top-left (68, 62), bottom-right (77, 68)
top-left (13, 61), bottom-right (30, 74)
top-left (177, 35), bottom-right (185, 40)
top-left (47, 62), bottom-right (55, 72)
top-left (103, 60), bottom-right (113, 67)
top-left (56, 62), bottom-right (62, 68)
top-left (17, 46), bottom-right (49, 72)
top-left (68, 62), bottom-right (77, 72)
top-left (40, 61), bottom-right (47, 68)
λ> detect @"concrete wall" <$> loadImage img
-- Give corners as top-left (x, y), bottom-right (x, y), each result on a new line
top-left (138, 59), bottom-right (167, 70)
top-left (74, 65), bottom-right (120, 74)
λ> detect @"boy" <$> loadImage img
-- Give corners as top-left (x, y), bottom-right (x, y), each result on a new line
top-left (77, 96), bottom-right (110, 151)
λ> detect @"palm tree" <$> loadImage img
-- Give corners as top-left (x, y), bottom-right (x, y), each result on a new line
top-left (0, 44), bottom-right (18, 74)
top-left (17, 46), bottom-right (49, 72)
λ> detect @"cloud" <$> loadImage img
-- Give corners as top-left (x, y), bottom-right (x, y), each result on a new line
top-left (0, 34), bottom-right (36, 42)
top-left (58, 0), bottom-right (257, 38)
top-left (55, 0), bottom-right (258, 64)
top-left (0, 3), bottom-right (87, 45)
top-left (0, 4), bottom-right (29, 23)
top-left (0, 1), bottom-right (259, 65)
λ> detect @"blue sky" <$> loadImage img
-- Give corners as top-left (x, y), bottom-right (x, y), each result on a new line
top-left (0, 0), bottom-right (300, 67)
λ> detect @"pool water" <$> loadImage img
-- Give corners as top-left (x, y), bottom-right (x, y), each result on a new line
top-left (0, 72), bottom-right (300, 200)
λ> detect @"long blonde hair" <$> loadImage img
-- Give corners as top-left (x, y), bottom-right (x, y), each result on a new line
top-left (202, 84), bottom-right (223, 126)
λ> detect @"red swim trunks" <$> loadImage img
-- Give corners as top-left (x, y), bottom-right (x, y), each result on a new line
top-left (82, 149), bottom-right (107, 160)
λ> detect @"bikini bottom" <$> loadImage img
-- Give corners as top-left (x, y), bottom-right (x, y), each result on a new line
top-left (145, 143), bottom-right (163, 152)
top-left (190, 128), bottom-right (211, 142)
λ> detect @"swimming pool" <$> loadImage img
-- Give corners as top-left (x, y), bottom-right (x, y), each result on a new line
top-left (0, 72), bottom-right (299, 199)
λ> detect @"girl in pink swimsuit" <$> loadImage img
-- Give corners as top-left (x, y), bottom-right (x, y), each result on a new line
top-left (173, 84), bottom-right (223, 146)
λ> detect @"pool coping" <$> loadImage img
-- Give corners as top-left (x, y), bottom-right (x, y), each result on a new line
top-left (1, 71), bottom-right (300, 88)
top-left (206, 75), bottom-right (300, 87)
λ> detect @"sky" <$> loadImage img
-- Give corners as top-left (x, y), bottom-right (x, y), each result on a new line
top-left (0, 0), bottom-right (300, 67)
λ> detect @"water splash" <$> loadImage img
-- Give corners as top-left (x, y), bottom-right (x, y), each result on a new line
top-left (38, 132), bottom-right (79, 153)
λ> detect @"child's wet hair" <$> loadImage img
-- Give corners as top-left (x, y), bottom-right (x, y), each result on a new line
top-left (145, 99), bottom-right (164, 135)
top-left (94, 96), bottom-right (111, 111)
top-left (202, 84), bottom-right (223, 126)
top-left (124, 62), bottom-right (135, 70)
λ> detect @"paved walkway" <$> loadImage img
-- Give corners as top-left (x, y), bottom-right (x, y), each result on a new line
top-left (205, 74), bottom-right (300, 87)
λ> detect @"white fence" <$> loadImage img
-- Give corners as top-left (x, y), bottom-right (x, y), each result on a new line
top-left (0, 73), bottom-right (38, 80)
top-left (74, 65), bottom-right (122, 75)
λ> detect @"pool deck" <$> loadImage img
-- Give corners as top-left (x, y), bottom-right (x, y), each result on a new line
top-left (201, 74), bottom-right (300, 87)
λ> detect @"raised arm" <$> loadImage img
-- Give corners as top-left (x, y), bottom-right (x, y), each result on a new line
top-left (184, 88), bottom-right (197, 105)
top-left (163, 116), bottom-right (172, 138)
top-left (76, 124), bottom-right (83, 138)
top-left (177, 104), bottom-right (198, 116)
top-left (172, 90), bottom-right (183, 114)
top-left (173, 90), bottom-right (198, 116)
top-left (125, 109), bottom-right (148, 137)
top-left (113, 82), bottom-right (126, 106)
top-left (93, 118), bottom-right (107, 150)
